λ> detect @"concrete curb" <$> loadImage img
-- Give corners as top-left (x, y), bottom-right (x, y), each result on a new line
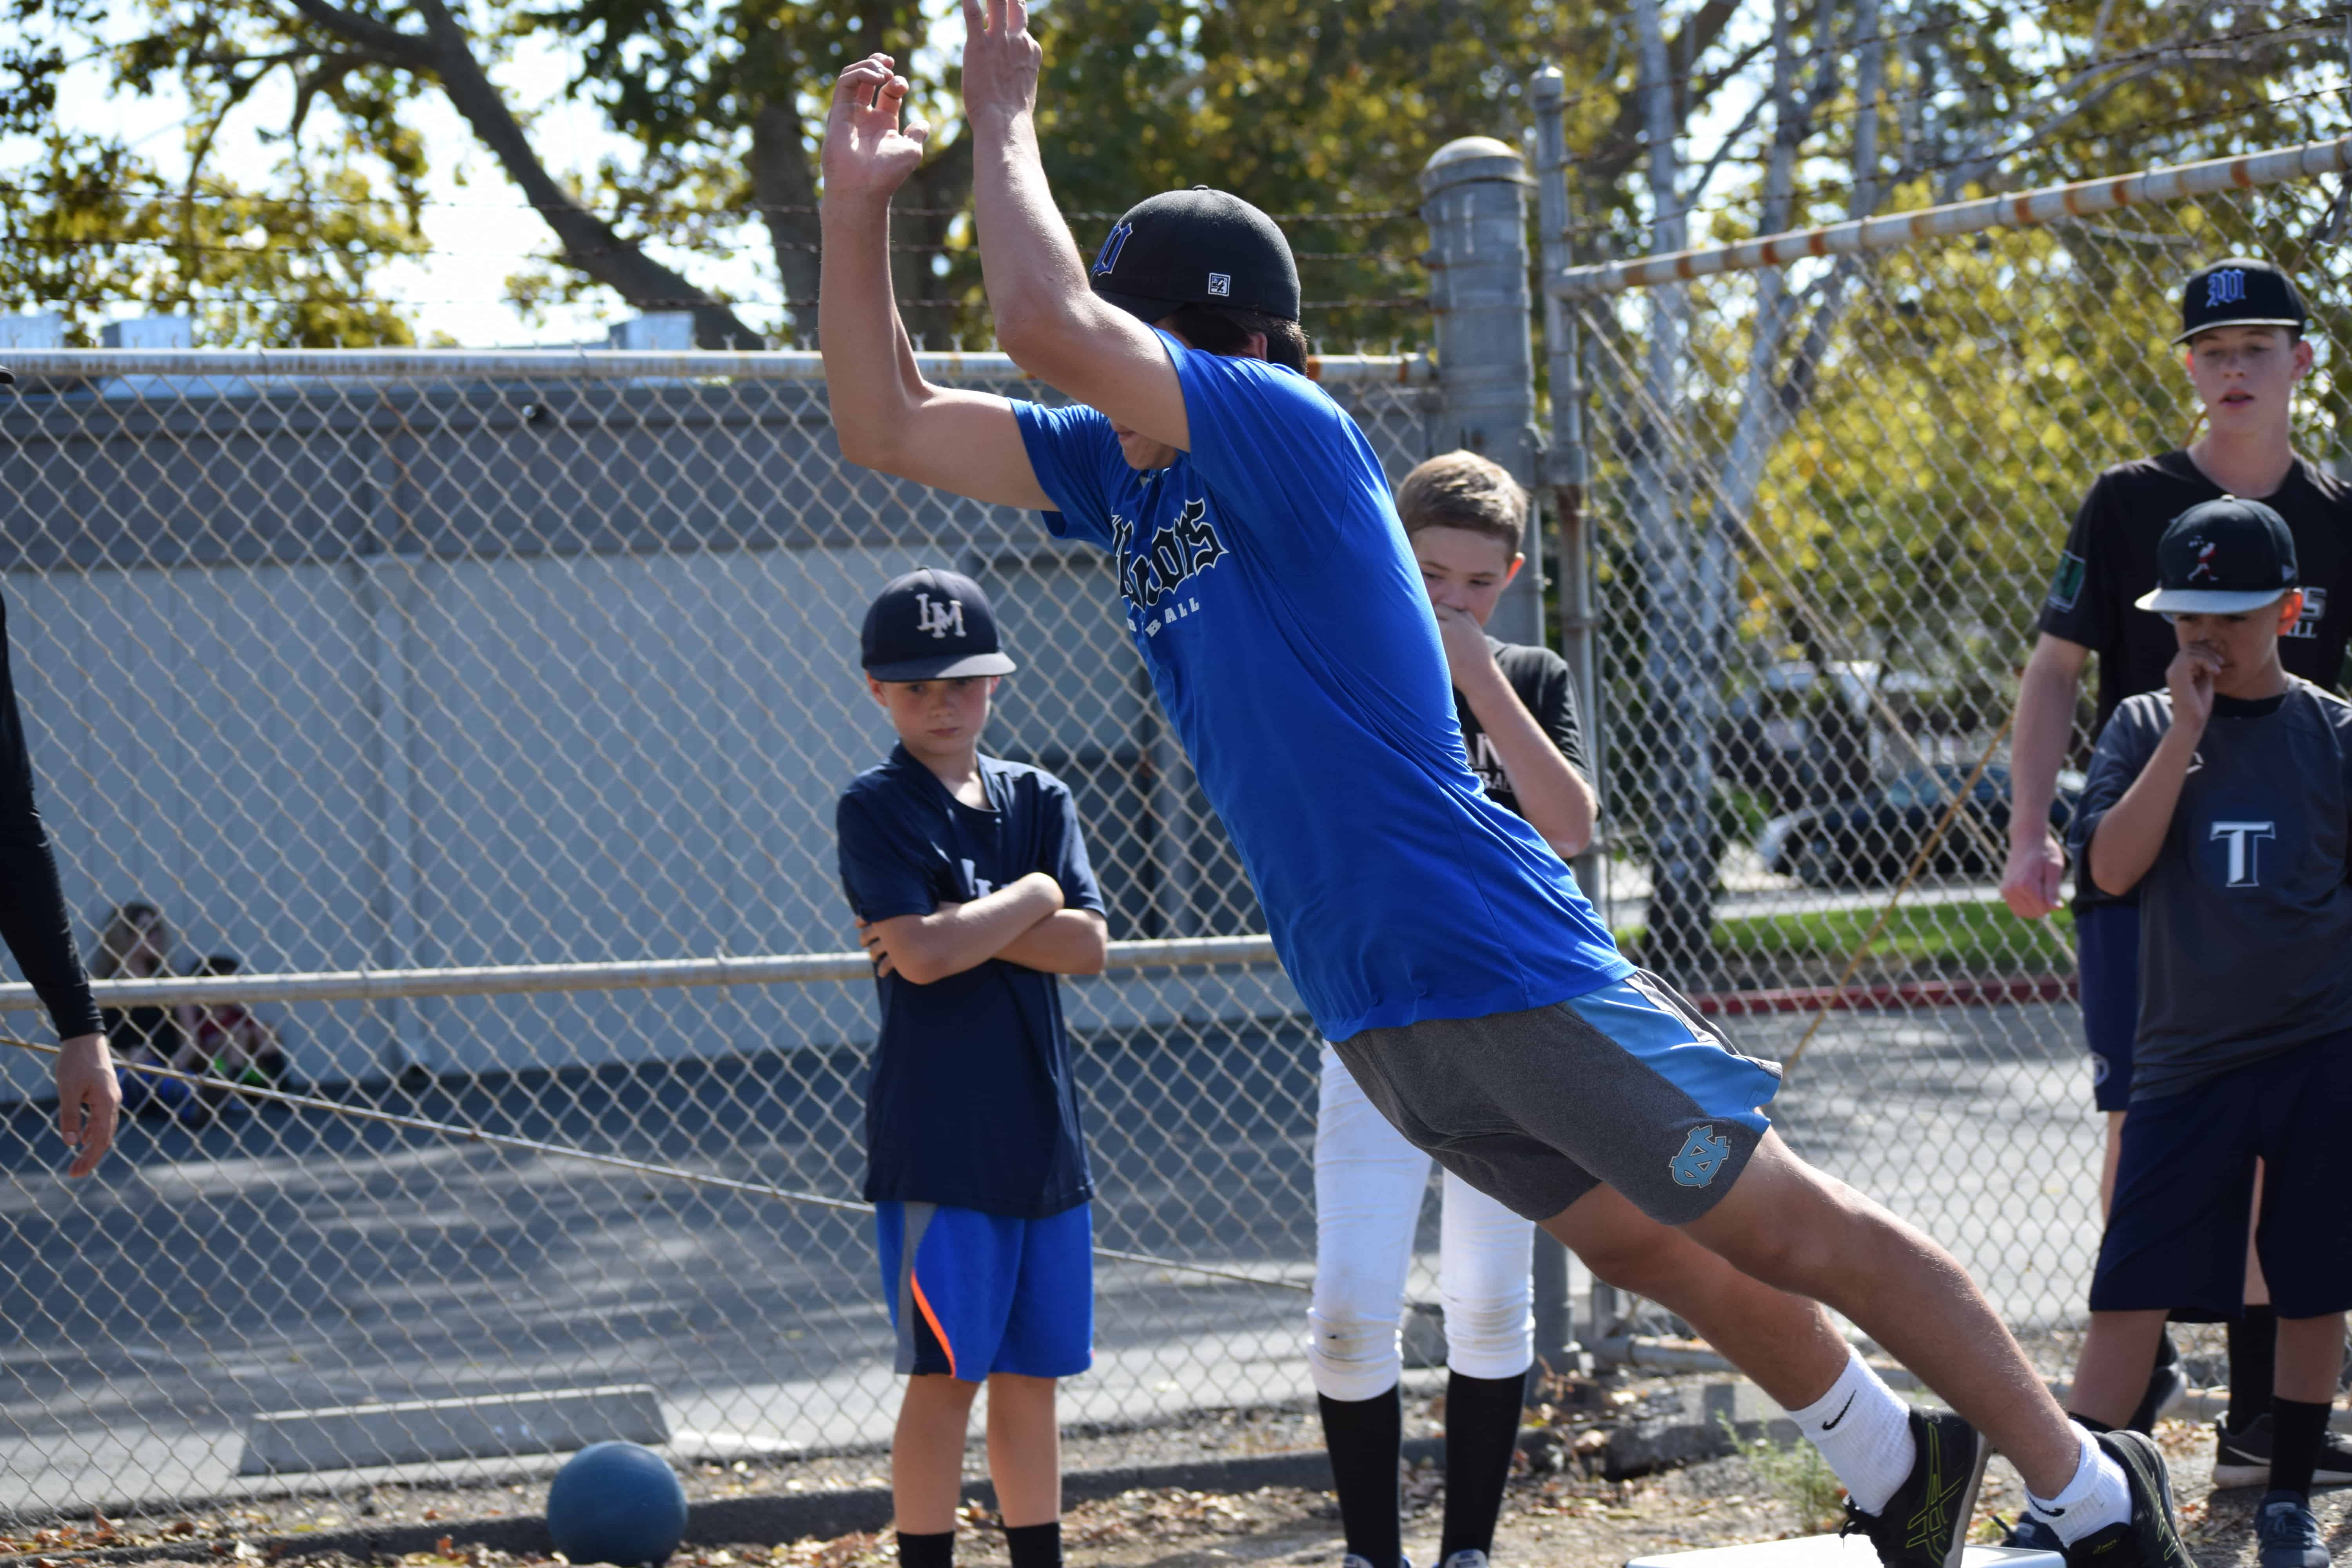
top-left (0, 1448), bottom-right (1353, 1566)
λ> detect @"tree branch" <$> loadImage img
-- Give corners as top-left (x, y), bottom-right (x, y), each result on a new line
top-left (399, 0), bottom-right (762, 347)
top-left (277, 0), bottom-right (434, 71)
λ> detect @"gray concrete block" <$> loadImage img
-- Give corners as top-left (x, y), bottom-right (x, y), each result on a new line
top-left (240, 1385), bottom-right (668, 1475)
top-left (1602, 1379), bottom-right (1799, 1481)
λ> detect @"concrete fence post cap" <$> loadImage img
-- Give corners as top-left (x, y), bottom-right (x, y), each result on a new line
top-left (1421, 136), bottom-right (1532, 192)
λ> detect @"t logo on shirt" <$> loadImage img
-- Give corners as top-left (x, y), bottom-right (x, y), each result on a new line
top-left (2210, 820), bottom-right (2276, 886)
top-left (915, 593), bottom-right (966, 641)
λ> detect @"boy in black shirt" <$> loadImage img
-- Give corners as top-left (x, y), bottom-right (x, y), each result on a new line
top-left (2062, 498), bottom-right (2352, 1568)
top-left (2001, 258), bottom-right (2352, 1477)
top-left (837, 568), bottom-right (1109, 1568)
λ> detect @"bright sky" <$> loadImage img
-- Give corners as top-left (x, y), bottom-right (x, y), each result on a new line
top-left (26, 0), bottom-right (968, 347)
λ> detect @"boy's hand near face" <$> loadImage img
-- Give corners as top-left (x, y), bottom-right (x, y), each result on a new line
top-left (1432, 603), bottom-right (1501, 690)
top-left (2165, 642), bottom-right (2220, 737)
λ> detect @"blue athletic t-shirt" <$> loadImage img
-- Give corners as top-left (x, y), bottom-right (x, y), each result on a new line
top-left (1013, 332), bottom-right (1630, 1039)
top-left (837, 746), bottom-right (1103, 1218)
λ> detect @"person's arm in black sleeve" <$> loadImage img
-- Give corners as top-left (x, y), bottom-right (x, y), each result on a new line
top-left (2004, 477), bottom-right (2107, 918)
top-left (0, 596), bottom-right (117, 1176)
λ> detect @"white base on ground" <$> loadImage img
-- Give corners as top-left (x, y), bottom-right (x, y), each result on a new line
top-left (1626, 1536), bottom-right (2063, 1568)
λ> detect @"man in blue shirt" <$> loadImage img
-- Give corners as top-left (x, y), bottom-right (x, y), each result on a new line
top-left (815, 12), bottom-right (2194, 1568)
top-left (837, 567), bottom-right (1109, 1568)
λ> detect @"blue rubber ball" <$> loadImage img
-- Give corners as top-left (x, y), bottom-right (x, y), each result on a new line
top-left (546, 1441), bottom-right (688, 1566)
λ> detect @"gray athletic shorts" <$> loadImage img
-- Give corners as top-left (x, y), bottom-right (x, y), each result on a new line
top-left (1330, 970), bottom-right (1782, 1226)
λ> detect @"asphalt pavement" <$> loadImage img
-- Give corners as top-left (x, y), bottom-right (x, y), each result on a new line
top-left (0, 998), bottom-right (2105, 1519)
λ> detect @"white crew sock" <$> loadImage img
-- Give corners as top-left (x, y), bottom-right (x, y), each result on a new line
top-left (1786, 1350), bottom-right (1916, 1516)
top-left (2025, 1426), bottom-right (2131, 1545)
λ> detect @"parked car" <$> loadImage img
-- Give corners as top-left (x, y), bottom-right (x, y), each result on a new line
top-left (1755, 765), bottom-right (2083, 888)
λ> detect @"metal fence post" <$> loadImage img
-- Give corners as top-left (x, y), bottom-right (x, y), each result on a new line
top-left (1419, 136), bottom-right (1543, 647)
top-left (1423, 129), bottom-right (1575, 1375)
top-left (1530, 64), bottom-right (1616, 1358)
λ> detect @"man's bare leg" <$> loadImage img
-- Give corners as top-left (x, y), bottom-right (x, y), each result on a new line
top-left (1681, 1132), bottom-right (2082, 1497)
top-left (1543, 1182), bottom-right (1849, 1410)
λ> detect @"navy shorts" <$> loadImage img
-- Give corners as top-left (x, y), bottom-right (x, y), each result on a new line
top-left (2074, 902), bottom-right (2139, 1112)
top-left (875, 1200), bottom-right (1093, 1382)
top-left (2090, 1028), bottom-right (2352, 1321)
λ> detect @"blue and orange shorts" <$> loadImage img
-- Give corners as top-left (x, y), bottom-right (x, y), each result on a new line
top-left (874, 1200), bottom-right (1093, 1383)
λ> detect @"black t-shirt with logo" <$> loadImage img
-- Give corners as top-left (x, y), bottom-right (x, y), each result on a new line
top-left (2069, 679), bottom-right (2352, 1098)
top-left (1455, 637), bottom-right (1589, 822)
top-left (2038, 451), bottom-right (2352, 728)
top-left (2038, 451), bottom-right (2352, 909)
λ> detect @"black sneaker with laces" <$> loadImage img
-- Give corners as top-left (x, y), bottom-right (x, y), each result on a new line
top-left (2255, 1490), bottom-right (2329, 1568)
top-left (2056, 1430), bottom-right (2193, 1568)
top-left (2215, 1416), bottom-right (2352, 1490)
top-left (1839, 1407), bottom-right (1989, 1568)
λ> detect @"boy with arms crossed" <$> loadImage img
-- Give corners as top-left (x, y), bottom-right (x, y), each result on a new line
top-left (837, 568), bottom-right (1109, 1568)
top-left (1311, 450), bottom-right (1596, 1568)
top-left (819, 15), bottom-right (2198, 1568)
top-left (2001, 259), bottom-right (2352, 1481)
top-left (2060, 497), bottom-right (2352, 1568)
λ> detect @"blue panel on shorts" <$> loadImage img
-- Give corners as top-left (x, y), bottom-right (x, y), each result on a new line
top-left (875, 1200), bottom-right (1094, 1383)
top-left (1566, 977), bottom-right (1778, 1136)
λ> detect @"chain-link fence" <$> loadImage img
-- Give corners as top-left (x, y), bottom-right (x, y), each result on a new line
top-left (5, 125), bottom-right (2349, 1523)
top-left (1551, 131), bottom-right (2352, 1376)
top-left (0, 347), bottom-right (1445, 1516)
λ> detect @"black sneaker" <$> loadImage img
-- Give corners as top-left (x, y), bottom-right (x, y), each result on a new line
top-left (2216, 1415), bottom-right (2352, 1490)
top-left (2002, 1513), bottom-right (2065, 1554)
top-left (1839, 1407), bottom-right (1989, 1568)
top-left (2255, 1490), bottom-right (2328, 1568)
top-left (2058, 1430), bottom-right (2192, 1568)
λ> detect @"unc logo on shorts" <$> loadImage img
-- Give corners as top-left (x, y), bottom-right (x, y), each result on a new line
top-left (2207, 268), bottom-right (2247, 307)
top-left (1669, 1124), bottom-right (1731, 1188)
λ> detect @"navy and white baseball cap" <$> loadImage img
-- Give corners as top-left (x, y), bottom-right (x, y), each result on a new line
top-left (1089, 187), bottom-right (1301, 325)
top-left (2135, 496), bottom-right (2299, 614)
top-left (2173, 257), bottom-right (2307, 345)
top-left (860, 568), bottom-right (1017, 681)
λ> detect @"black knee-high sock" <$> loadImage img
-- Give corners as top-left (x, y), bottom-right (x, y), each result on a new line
top-left (2127, 1328), bottom-right (2181, 1433)
top-left (1440, 1369), bottom-right (1528, 1559)
top-left (1004, 1521), bottom-right (1062, 1568)
top-left (2271, 1397), bottom-right (2333, 1499)
top-left (1318, 1387), bottom-right (1403, 1568)
top-left (2230, 1307), bottom-right (2281, 1433)
top-left (895, 1530), bottom-right (953, 1568)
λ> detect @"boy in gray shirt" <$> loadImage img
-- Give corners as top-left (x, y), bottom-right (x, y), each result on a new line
top-left (2062, 495), bottom-right (2352, 1568)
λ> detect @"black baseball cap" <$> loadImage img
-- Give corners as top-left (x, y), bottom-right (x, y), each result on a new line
top-left (2174, 257), bottom-right (2307, 345)
top-left (2135, 495), bottom-right (2299, 614)
top-left (860, 568), bottom-right (1017, 681)
top-left (1089, 187), bottom-right (1301, 325)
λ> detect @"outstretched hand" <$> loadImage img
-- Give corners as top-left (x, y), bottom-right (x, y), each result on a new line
top-left (960, 0), bottom-right (1040, 125)
top-left (822, 53), bottom-right (931, 203)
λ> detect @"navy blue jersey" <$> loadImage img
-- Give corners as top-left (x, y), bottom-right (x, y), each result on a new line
top-left (836, 746), bottom-right (1104, 1218)
top-left (1013, 332), bottom-right (1629, 1040)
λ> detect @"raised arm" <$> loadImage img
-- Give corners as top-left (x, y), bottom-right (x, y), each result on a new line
top-left (957, 0), bottom-right (1191, 447)
top-left (817, 55), bottom-right (1053, 510)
